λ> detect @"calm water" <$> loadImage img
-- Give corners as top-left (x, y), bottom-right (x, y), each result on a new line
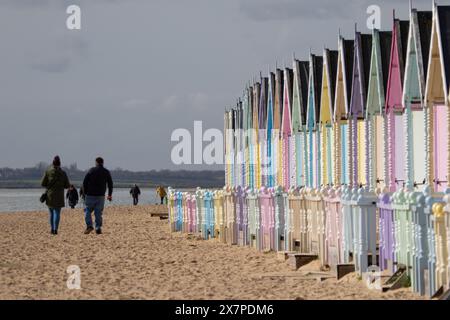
top-left (0, 188), bottom-right (187, 212)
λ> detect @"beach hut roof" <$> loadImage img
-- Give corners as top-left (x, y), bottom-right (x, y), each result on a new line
top-left (350, 31), bottom-right (372, 118)
top-left (379, 31), bottom-right (393, 95)
top-left (259, 77), bottom-right (268, 130)
top-left (295, 60), bottom-right (309, 126)
top-left (385, 17), bottom-right (410, 112)
top-left (343, 39), bottom-right (355, 104)
top-left (361, 34), bottom-right (373, 97)
top-left (417, 10), bottom-right (433, 78)
top-left (307, 54), bottom-right (323, 127)
top-left (282, 68), bottom-right (294, 134)
top-left (327, 49), bottom-right (339, 110)
top-left (437, 6), bottom-right (450, 92)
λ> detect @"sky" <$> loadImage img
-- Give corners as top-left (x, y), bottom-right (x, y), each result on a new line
top-left (0, 0), bottom-right (432, 171)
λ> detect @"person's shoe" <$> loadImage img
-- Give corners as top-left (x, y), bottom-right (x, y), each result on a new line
top-left (95, 228), bottom-right (102, 235)
top-left (50, 230), bottom-right (55, 235)
top-left (84, 227), bottom-right (94, 234)
top-left (54, 230), bottom-right (58, 235)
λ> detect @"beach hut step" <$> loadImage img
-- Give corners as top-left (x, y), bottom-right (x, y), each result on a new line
top-left (382, 266), bottom-right (408, 292)
top-left (336, 264), bottom-right (355, 280)
top-left (150, 212), bottom-right (168, 218)
top-left (287, 253), bottom-right (317, 270)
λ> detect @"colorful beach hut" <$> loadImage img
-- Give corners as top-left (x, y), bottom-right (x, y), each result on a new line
top-left (424, 3), bottom-right (450, 294)
top-left (282, 68), bottom-right (294, 190)
top-left (320, 49), bottom-right (338, 187)
top-left (292, 60), bottom-right (309, 187)
top-left (306, 54), bottom-right (323, 188)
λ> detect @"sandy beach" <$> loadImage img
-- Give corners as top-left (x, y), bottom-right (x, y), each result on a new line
top-left (0, 205), bottom-right (426, 300)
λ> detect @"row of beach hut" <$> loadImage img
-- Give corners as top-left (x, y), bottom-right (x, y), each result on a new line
top-left (168, 4), bottom-right (450, 298)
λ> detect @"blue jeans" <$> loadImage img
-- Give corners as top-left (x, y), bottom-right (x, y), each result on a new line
top-left (84, 196), bottom-right (105, 230)
top-left (48, 207), bottom-right (61, 231)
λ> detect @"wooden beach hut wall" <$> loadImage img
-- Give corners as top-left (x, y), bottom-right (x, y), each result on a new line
top-left (282, 68), bottom-right (294, 190)
top-left (306, 54), bottom-right (323, 188)
top-left (424, 3), bottom-right (450, 294)
top-left (266, 72), bottom-right (276, 187)
top-left (292, 60), bottom-right (309, 187)
top-left (319, 49), bottom-right (338, 187)
top-left (259, 77), bottom-right (269, 188)
top-left (333, 36), bottom-right (354, 187)
top-left (385, 15), bottom-right (410, 192)
top-left (365, 29), bottom-right (392, 192)
top-left (253, 82), bottom-right (261, 189)
top-left (274, 69), bottom-right (284, 187)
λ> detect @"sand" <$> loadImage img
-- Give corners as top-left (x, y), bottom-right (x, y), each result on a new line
top-left (0, 205), bottom-right (427, 300)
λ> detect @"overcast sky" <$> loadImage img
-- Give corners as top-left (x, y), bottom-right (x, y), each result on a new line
top-left (0, 0), bottom-right (430, 170)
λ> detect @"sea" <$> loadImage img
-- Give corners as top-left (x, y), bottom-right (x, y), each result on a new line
top-left (0, 188), bottom-right (190, 212)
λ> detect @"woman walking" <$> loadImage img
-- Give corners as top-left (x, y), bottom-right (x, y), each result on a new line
top-left (41, 156), bottom-right (70, 235)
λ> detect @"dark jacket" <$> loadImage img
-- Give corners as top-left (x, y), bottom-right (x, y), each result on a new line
top-left (83, 165), bottom-right (113, 197)
top-left (41, 166), bottom-right (70, 208)
top-left (130, 186), bottom-right (141, 198)
top-left (66, 189), bottom-right (79, 205)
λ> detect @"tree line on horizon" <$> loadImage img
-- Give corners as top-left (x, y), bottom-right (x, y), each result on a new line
top-left (0, 162), bottom-right (224, 188)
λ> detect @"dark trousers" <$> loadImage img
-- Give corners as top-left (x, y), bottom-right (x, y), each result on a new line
top-left (160, 197), bottom-right (164, 204)
top-left (133, 196), bottom-right (139, 206)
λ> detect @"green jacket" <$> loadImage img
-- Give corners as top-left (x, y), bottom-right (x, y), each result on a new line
top-left (41, 166), bottom-right (70, 208)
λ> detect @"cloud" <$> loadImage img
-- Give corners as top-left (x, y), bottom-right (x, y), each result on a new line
top-left (239, 0), bottom-right (366, 21)
top-left (188, 92), bottom-right (209, 110)
top-left (122, 99), bottom-right (151, 110)
top-left (27, 36), bottom-right (89, 74)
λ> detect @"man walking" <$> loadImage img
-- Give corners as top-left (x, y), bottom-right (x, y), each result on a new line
top-left (129, 184), bottom-right (141, 206)
top-left (82, 157), bottom-right (113, 234)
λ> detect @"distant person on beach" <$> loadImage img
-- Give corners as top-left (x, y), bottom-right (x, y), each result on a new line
top-left (156, 186), bottom-right (166, 205)
top-left (66, 185), bottom-right (79, 209)
top-left (82, 157), bottom-right (113, 235)
top-left (41, 156), bottom-right (70, 235)
top-left (79, 186), bottom-right (85, 202)
top-left (130, 184), bottom-right (141, 206)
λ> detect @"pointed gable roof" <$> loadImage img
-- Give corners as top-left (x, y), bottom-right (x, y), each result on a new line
top-left (403, 9), bottom-right (432, 105)
top-left (292, 60), bottom-right (309, 130)
top-left (266, 72), bottom-right (275, 135)
top-left (253, 82), bottom-right (261, 132)
top-left (386, 15), bottom-right (410, 112)
top-left (259, 77), bottom-right (268, 130)
top-left (350, 30), bottom-right (372, 119)
top-left (320, 49), bottom-right (338, 124)
top-left (282, 68), bottom-right (294, 135)
top-left (366, 29), bottom-right (392, 116)
top-left (334, 36), bottom-right (355, 121)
